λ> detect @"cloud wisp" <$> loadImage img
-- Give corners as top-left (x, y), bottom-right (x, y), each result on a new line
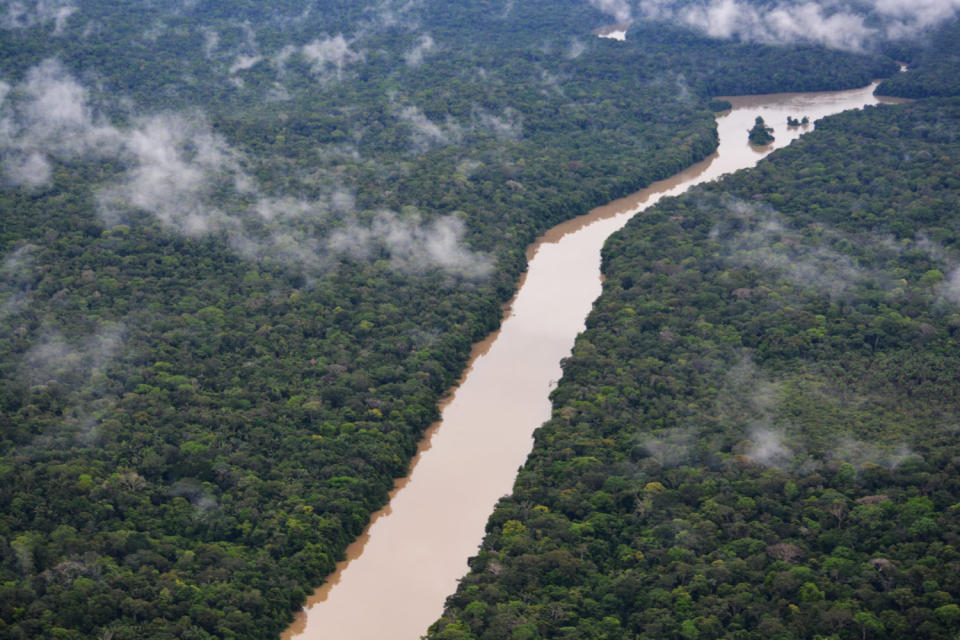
top-left (301, 34), bottom-right (365, 81)
top-left (21, 323), bottom-right (125, 389)
top-left (97, 111), bottom-right (252, 235)
top-left (714, 198), bottom-right (878, 298)
top-left (0, 59), bottom-right (122, 187)
top-left (0, 60), bottom-right (492, 279)
top-left (0, 244), bottom-right (39, 322)
top-left (635, 0), bottom-right (960, 50)
top-left (327, 210), bottom-right (493, 278)
top-left (1, 0), bottom-right (76, 34)
top-left (10, 322), bottom-right (127, 448)
top-left (404, 33), bottom-right (435, 67)
top-left (396, 103), bottom-right (463, 152)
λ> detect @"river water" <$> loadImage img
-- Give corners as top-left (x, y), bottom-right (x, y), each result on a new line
top-left (282, 82), bottom-right (907, 640)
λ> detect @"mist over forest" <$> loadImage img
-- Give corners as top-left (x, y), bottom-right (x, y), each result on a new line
top-left (0, 0), bottom-right (959, 639)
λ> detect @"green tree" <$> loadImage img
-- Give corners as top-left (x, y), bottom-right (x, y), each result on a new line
top-left (853, 611), bottom-right (885, 640)
top-left (748, 116), bottom-right (775, 145)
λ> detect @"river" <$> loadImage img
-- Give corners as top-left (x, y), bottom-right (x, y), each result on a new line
top-left (282, 82), bottom-right (908, 640)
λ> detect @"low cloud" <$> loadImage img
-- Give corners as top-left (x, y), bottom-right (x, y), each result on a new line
top-left (0, 243), bottom-right (37, 281)
top-left (5, 262), bottom-right (125, 446)
top-left (21, 323), bottom-right (125, 389)
top-left (888, 235), bottom-right (960, 307)
top-left (636, 427), bottom-right (698, 467)
top-left (397, 104), bottom-right (462, 152)
top-left (718, 201), bottom-right (960, 307)
top-left (364, 0), bottom-right (426, 30)
top-left (327, 210), bottom-right (493, 278)
top-left (404, 33), bottom-right (435, 67)
top-left (832, 438), bottom-right (920, 469)
top-left (301, 34), bottom-right (364, 81)
top-left (253, 193), bottom-right (349, 223)
top-left (0, 244), bottom-right (38, 321)
top-left (539, 70), bottom-right (567, 97)
top-left (636, 0), bottom-right (960, 51)
top-left (169, 478), bottom-right (219, 517)
top-left (877, 0), bottom-right (960, 39)
top-left (939, 267), bottom-right (960, 304)
top-left (271, 44), bottom-right (298, 75)
top-left (474, 106), bottom-right (523, 140)
top-left (718, 356), bottom-right (797, 467)
top-left (100, 114), bottom-right (487, 277)
top-left (717, 354), bottom-right (928, 471)
top-left (715, 198), bottom-right (877, 298)
top-left (0, 61), bottom-right (492, 279)
top-left (747, 426), bottom-right (792, 466)
top-left (1, 0), bottom-right (76, 33)
top-left (3, 150), bottom-right (50, 187)
top-left (97, 112), bottom-right (251, 235)
top-left (200, 26), bottom-right (220, 58)
top-left (228, 54), bottom-right (264, 76)
top-left (0, 59), bottom-right (122, 188)
top-left (567, 38), bottom-right (588, 59)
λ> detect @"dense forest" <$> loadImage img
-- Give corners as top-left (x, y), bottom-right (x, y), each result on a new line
top-left (877, 19), bottom-right (960, 99)
top-left (0, 0), bottom-right (953, 639)
top-left (428, 95), bottom-right (960, 638)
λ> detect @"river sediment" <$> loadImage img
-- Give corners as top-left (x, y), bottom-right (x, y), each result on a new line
top-left (283, 81), bottom-right (905, 640)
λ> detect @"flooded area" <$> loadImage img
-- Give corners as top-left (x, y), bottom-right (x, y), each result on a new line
top-left (283, 81), bottom-right (906, 640)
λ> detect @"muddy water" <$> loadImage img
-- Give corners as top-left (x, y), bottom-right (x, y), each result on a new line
top-left (282, 82), bottom-right (907, 640)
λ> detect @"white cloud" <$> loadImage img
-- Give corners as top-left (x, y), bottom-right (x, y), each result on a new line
top-left (0, 61), bottom-right (491, 279)
top-left (0, 243), bottom-right (38, 321)
top-left (2, 0), bottom-right (76, 33)
top-left (301, 35), bottom-right (364, 80)
top-left (229, 54), bottom-right (264, 75)
top-left (747, 426), bottom-right (792, 466)
top-left (21, 324), bottom-right (125, 388)
top-left (637, 427), bottom-right (697, 467)
top-left (3, 150), bottom-right (50, 187)
top-left (200, 26), bottom-right (220, 58)
top-left (97, 112), bottom-right (250, 235)
top-left (567, 38), bottom-right (588, 59)
top-left (398, 104), bottom-right (462, 152)
top-left (938, 266), bottom-right (960, 304)
top-left (474, 106), bottom-right (523, 140)
top-left (636, 0), bottom-right (960, 51)
top-left (404, 33), bottom-right (435, 67)
top-left (327, 210), bottom-right (492, 278)
top-left (717, 198), bottom-right (877, 298)
top-left (679, 0), bottom-right (873, 50)
top-left (0, 59), bottom-right (121, 187)
top-left (271, 44), bottom-right (298, 75)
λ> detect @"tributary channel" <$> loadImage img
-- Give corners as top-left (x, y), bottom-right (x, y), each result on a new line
top-left (283, 82), bottom-right (908, 640)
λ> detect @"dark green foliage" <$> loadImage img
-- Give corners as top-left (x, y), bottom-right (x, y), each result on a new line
top-left (0, 0), bottom-right (907, 638)
top-left (429, 100), bottom-right (960, 640)
top-left (877, 19), bottom-right (960, 99)
top-left (748, 116), bottom-right (775, 145)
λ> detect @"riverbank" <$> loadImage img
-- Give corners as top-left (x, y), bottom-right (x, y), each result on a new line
top-left (429, 94), bottom-right (960, 640)
top-left (283, 82), bottom-right (900, 640)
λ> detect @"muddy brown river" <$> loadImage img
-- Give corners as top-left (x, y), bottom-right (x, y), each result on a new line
top-left (282, 82), bottom-right (908, 640)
